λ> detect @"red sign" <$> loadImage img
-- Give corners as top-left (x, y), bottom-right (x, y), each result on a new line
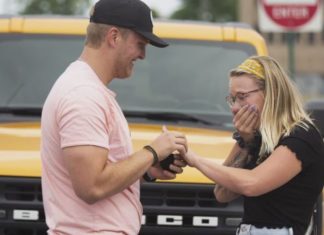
top-left (262, 0), bottom-right (320, 29)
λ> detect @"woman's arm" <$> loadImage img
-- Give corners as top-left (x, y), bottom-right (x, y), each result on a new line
top-left (185, 145), bottom-right (302, 198)
top-left (214, 143), bottom-right (250, 202)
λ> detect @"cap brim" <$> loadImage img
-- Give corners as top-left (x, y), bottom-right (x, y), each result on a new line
top-left (135, 30), bottom-right (169, 48)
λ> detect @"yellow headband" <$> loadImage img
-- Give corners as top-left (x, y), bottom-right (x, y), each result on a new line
top-left (237, 59), bottom-right (265, 79)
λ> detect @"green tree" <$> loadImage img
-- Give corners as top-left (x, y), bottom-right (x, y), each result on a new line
top-left (151, 9), bottom-right (160, 18)
top-left (171, 0), bottom-right (237, 22)
top-left (17, 0), bottom-right (91, 15)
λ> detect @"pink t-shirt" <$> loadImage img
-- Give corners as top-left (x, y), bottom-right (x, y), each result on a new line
top-left (41, 61), bottom-right (142, 235)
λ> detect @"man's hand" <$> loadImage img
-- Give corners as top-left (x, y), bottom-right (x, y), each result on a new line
top-left (149, 154), bottom-right (187, 180)
top-left (147, 126), bottom-right (188, 180)
top-left (149, 125), bottom-right (188, 162)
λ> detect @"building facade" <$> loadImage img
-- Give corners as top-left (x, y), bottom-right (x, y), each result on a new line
top-left (239, 0), bottom-right (324, 100)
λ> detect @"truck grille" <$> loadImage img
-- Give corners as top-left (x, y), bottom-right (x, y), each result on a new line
top-left (0, 177), bottom-right (243, 235)
top-left (141, 182), bottom-right (227, 208)
top-left (140, 182), bottom-right (243, 235)
top-left (0, 177), bottom-right (46, 235)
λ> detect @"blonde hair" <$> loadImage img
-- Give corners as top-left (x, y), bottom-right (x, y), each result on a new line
top-left (230, 56), bottom-right (313, 162)
top-left (85, 23), bottom-right (130, 48)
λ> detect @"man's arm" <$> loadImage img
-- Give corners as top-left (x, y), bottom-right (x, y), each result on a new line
top-left (63, 145), bottom-right (154, 204)
top-left (63, 131), bottom-right (187, 204)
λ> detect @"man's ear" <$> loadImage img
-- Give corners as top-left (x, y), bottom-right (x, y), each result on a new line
top-left (106, 27), bottom-right (120, 48)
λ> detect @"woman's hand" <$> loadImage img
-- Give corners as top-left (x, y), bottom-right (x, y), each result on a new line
top-left (182, 149), bottom-right (199, 167)
top-left (233, 104), bottom-right (259, 143)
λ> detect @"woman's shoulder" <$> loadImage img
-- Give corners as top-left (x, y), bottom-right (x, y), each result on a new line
top-left (281, 122), bottom-right (323, 155)
top-left (279, 122), bottom-right (324, 168)
top-left (290, 122), bottom-right (322, 141)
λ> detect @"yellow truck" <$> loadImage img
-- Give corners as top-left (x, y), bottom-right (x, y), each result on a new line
top-left (0, 16), bottom-right (321, 235)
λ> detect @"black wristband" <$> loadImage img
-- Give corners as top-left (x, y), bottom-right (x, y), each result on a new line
top-left (232, 131), bottom-right (246, 148)
top-left (232, 131), bottom-right (261, 153)
top-left (143, 172), bottom-right (156, 182)
top-left (143, 145), bottom-right (159, 166)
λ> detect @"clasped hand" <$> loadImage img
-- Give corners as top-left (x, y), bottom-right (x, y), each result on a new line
top-left (233, 104), bottom-right (259, 143)
top-left (148, 126), bottom-right (188, 180)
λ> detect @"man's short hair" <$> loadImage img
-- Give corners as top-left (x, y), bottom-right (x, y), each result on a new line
top-left (85, 23), bottom-right (130, 48)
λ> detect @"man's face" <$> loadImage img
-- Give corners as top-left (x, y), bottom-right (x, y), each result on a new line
top-left (114, 30), bottom-right (148, 79)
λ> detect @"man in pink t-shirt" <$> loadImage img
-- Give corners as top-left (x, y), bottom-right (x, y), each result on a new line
top-left (41, 0), bottom-right (187, 234)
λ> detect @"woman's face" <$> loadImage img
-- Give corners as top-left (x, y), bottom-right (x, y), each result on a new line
top-left (228, 75), bottom-right (265, 116)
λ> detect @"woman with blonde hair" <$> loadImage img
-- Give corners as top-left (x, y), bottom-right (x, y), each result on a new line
top-left (183, 56), bottom-right (324, 235)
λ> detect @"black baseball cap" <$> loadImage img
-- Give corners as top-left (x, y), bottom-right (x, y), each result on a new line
top-left (90, 0), bottom-right (168, 48)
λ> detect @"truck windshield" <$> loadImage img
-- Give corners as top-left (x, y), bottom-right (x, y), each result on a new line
top-left (0, 34), bottom-right (256, 118)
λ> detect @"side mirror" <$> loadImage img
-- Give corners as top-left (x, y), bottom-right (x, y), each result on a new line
top-left (305, 100), bottom-right (324, 137)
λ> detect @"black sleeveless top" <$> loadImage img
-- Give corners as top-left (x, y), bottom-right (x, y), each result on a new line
top-left (242, 124), bottom-right (324, 235)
